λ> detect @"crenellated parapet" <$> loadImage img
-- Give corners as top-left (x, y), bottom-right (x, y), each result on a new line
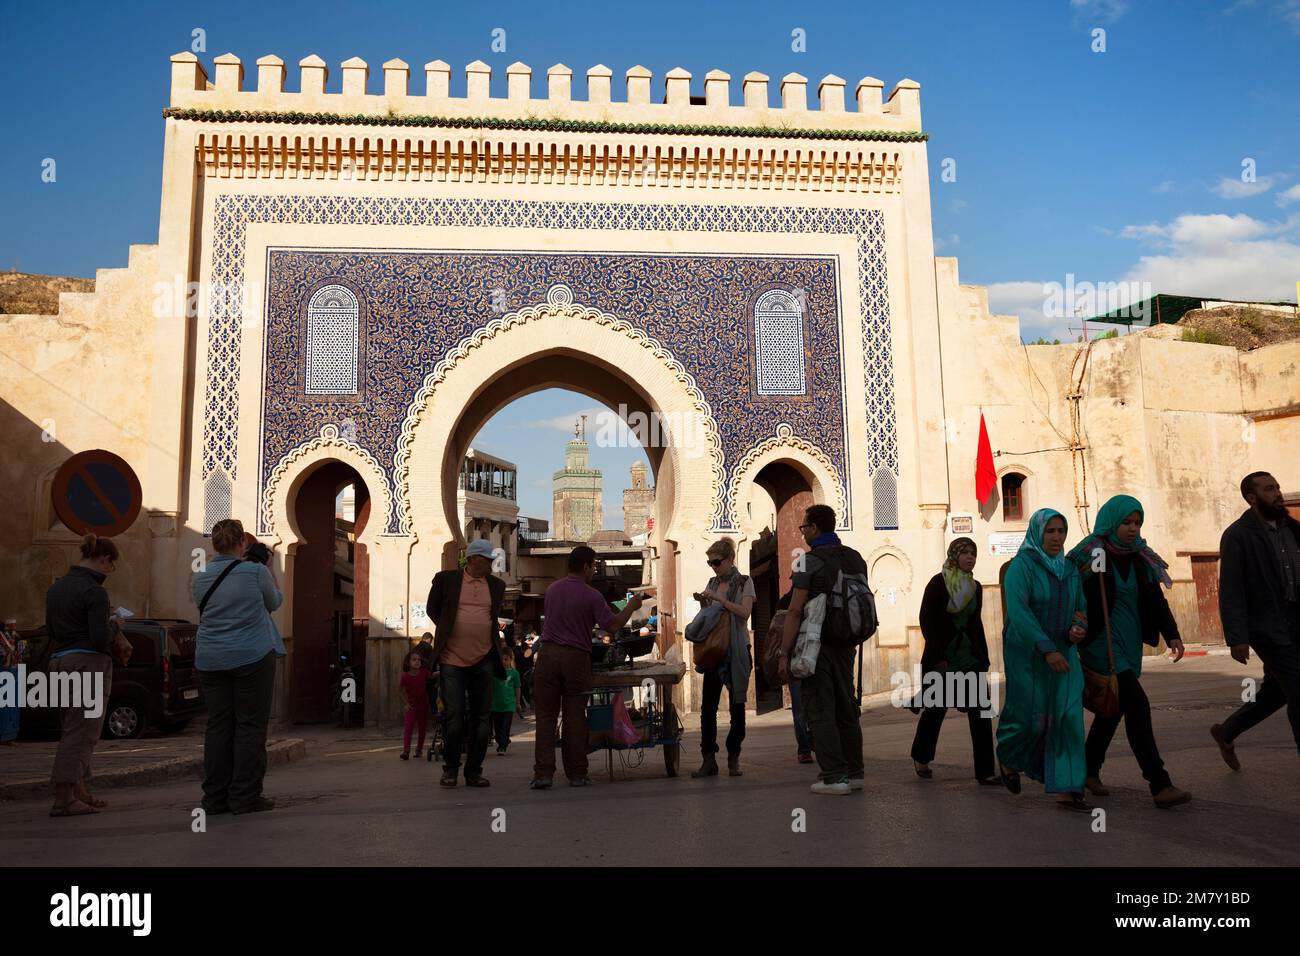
top-left (168, 53), bottom-right (924, 135)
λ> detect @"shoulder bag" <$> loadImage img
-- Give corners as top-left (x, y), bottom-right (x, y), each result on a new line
top-left (198, 559), bottom-right (244, 618)
top-left (1080, 571), bottom-right (1121, 717)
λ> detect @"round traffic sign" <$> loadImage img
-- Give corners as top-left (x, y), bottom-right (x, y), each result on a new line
top-left (50, 450), bottom-right (143, 537)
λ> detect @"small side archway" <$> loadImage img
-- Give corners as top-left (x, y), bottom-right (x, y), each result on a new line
top-left (263, 437), bottom-right (391, 724)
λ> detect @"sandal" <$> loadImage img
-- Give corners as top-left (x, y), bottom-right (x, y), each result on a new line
top-left (50, 800), bottom-right (97, 817)
top-left (913, 761), bottom-right (933, 779)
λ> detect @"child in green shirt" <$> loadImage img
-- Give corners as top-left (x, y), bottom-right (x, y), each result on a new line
top-left (491, 640), bottom-right (522, 755)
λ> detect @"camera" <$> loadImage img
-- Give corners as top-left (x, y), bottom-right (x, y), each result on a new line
top-left (244, 540), bottom-right (273, 565)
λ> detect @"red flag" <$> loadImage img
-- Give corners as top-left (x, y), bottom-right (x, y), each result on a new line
top-left (975, 413), bottom-right (996, 505)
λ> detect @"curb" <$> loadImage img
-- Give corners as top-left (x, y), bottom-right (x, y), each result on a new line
top-left (0, 738), bottom-right (307, 803)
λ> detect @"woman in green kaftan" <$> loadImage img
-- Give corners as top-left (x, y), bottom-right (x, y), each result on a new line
top-left (995, 508), bottom-right (1091, 811)
top-left (1066, 495), bottom-right (1191, 809)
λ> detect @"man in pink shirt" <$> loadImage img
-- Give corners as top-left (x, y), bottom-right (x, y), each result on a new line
top-left (531, 546), bottom-right (643, 789)
top-left (427, 539), bottom-right (508, 788)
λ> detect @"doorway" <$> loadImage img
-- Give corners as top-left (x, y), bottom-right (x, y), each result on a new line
top-left (290, 461), bottom-right (370, 723)
top-left (746, 460), bottom-right (814, 714)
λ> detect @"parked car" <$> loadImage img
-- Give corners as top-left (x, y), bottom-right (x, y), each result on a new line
top-left (18, 618), bottom-right (205, 740)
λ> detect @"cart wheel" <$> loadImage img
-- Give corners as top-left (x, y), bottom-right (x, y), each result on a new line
top-left (663, 741), bottom-right (680, 777)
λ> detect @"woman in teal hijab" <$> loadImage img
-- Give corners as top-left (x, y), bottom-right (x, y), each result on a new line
top-left (1066, 495), bottom-right (1191, 809)
top-left (995, 508), bottom-right (1091, 811)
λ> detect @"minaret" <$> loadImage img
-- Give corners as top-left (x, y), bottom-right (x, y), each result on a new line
top-left (553, 417), bottom-right (603, 541)
top-left (623, 459), bottom-right (655, 537)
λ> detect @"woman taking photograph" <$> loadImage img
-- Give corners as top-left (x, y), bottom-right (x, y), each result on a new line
top-left (192, 519), bottom-right (285, 815)
top-left (1067, 495), bottom-right (1192, 809)
top-left (995, 509), bottom-right (1091, 811)
top-left (690, 536), bottom-right (755, 778)
top-left (910, 537), bottom-right (998, 784)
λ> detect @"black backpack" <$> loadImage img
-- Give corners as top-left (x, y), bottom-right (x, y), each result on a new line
top-left (812, 545), bottom-right (878, 647)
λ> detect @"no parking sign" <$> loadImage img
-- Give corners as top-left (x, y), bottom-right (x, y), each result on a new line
top-left (50, 450), bottom-right (143, 536)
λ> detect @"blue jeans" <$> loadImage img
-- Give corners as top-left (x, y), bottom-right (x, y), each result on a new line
top-left (790, 679), bottom-right (812, 755)
top-left (439, 656), bottom-right (495, 778)
top-left (0, 666), bottom-right (18, 742)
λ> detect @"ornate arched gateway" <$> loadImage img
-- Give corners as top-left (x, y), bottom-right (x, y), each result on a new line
top-left (157, 54), bottom-right (948, 721)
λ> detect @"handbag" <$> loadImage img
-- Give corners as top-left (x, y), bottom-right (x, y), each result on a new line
top-left (1081, 571), bottom-right (1121, 717)
top-left (762, 610), bottom-right (788, 686)
top-left (694, 607), bottom-right (732, 671)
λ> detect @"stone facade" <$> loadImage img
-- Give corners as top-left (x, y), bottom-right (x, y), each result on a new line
top-left (0, 52), bottom-right (1296, 725)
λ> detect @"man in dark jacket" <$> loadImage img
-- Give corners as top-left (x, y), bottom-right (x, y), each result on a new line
top-left (427, 539), bottom-right (507, 788)
top-left (776, 504), bottom-right (868, 796)
top-left (1211, 472), bottom-right (1300, 770)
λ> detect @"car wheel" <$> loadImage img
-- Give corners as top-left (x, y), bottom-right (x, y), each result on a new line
top-left (104, 700), bottom-right (145, 739)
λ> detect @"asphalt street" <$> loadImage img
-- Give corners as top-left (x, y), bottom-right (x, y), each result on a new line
top-left (2, 651), bottom-right (1295, 867)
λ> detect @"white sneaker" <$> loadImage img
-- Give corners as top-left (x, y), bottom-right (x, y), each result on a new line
top-left (810, 779), bottom-right (851, 796)
top-left (847, 777), bottom-right (864, 791)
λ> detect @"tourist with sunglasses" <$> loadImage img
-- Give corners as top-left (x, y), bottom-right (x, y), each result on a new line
top-left (689, 537), bottom-right (755, 777)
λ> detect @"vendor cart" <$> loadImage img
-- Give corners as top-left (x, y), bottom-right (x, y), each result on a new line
top-left (587, 659), bottom-right (687, 779)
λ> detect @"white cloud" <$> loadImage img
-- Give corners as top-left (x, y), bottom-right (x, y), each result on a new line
top-left (987, 281), bottom-right (1067, 341)
top-left (1211, 175), bottom-right (1276, 199)
top-left (987, 211), bottom-right (1300, 342)
top-left (1122, 212), bottom-right (1274, 247)
top-left (1070, 0), bottom-right (1128, 21)
top-left (1119, 212), bottom-right (1299, 300)
top-left (1284, 0), bottom-right (1300, 31)
top-left (1224, 0), bottom-right (1300, 32)
top-left (517, 406), bottom-right (609, 433)
top-left (517, 405), bottom-right (646, 448)
top-left (1151, 180), bottom-right (1176, 195)
top-left (950, 199), bottom-right (968, 213)
top-left (1276, 184), bottom-right (1300, 206)
top-left (934, 233), bottom-right (960, 251)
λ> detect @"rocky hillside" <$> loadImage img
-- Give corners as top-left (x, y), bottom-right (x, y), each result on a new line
top-left (1177, 305), bottom-right (1300, 350)
top-left (0, 271), bottom-right (95, 315)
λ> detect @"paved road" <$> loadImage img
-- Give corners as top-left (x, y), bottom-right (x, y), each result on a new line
top-left (2, 652), bottom-right (1295, 867)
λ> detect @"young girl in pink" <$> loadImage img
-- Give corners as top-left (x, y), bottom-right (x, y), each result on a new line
top-left (399, 650), bottom-right (432, 760)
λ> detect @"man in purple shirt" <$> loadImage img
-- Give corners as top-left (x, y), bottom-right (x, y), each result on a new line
top-left (530, 546), bottom-right (643, 788)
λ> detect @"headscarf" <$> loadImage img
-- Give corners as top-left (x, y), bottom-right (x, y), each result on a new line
top-left (1066, 494), bottom-right (1173, 588)
top-left (1017, 508), bottom-right (1072, 580)
top-left (942, 537), bottom-right (978, 613)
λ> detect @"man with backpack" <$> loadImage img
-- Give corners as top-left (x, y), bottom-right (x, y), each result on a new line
top-left (776, 505), bottom-right (875, 795)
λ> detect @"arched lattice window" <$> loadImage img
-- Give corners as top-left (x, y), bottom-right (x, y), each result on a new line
top-left (305, 284), bottom-right (360, 395)
top-left (754, 289), bottom-right (807, 396)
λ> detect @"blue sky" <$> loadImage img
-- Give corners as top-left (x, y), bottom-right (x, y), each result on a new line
top-left (3, 0), bottom-right (1297, 520)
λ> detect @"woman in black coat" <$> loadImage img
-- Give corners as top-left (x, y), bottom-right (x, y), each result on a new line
top-left (910, 537), bottom-right (999, 784)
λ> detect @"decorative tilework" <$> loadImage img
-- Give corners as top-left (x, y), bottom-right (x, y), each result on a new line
top-left (305, 284), bottom-right (360, 395)
top-left (202, 196), bottom-right (898, 532)
top-left (754, 290), bottom-right (807, 396)
top-left (389, 284), bottom-right (726, 536)
top-left (260, 253), bottom-right (836, 534)
top-left (262, 424), bottom-right (393, 534)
